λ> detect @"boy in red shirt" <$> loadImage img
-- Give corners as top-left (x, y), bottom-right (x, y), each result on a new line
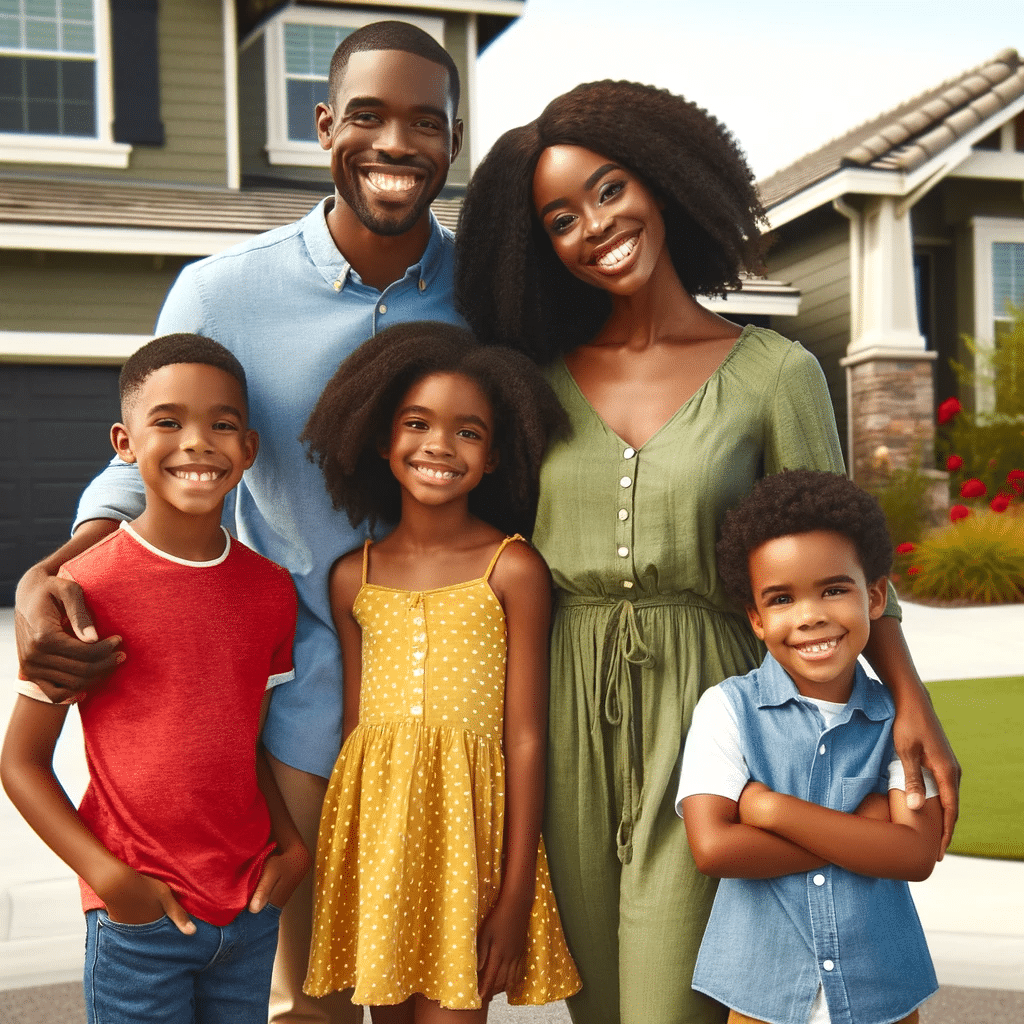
top-left (2, 334), bottom-right (309, 1023)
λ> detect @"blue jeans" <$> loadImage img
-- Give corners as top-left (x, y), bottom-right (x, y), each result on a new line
top-left (84, 904), bottom-right (281, 1023)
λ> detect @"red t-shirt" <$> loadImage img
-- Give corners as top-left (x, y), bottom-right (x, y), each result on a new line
top-left (59, 524), bottom-right (296, 925)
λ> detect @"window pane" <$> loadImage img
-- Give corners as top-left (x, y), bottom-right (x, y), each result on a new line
top-left (286, 77), bottom-right (317, 142)
top-left (25, 18), bottom-right (58, 50)
top-left (284, 23), bottom-right (351, 78)
top-left (25, 0), bottom-right (57, 18)
top-left (0, 95), bottom-right (21, 129)
top-left (61, 19), bottom-right (91, 51)
top-left (992, 242), bottom-right (1024, 318)
top-left (27, 93), bottom-right (58, 131)
top-left (0, 17), bottom-right (21, 49)
top-left (26, 53), bottom-right (57, 96)
top-left (1, 54), bottom-right (94, 134)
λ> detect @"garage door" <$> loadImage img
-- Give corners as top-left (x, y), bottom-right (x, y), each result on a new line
top-left (0, 364), bottom-right (121, 605)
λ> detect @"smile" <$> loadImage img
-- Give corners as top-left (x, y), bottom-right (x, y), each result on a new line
top-left (365, 170), bottom-right (421, 196)
top-left (411, 463), bottom-right (460, 481)
top-left (793, 637), bottom-right (841, 655)
top-left (591, 233), bottom-right (639, 271)
top-left (170, 468), bottom-right (224, 483)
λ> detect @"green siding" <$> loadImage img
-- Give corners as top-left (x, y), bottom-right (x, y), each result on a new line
top-left (0, 251), bottom-right (190, 335)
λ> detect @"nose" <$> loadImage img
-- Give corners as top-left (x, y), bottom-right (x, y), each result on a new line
top-left (373, 119), bottom-right (414, 159)
top-left (797, 600), bottom-right (828, 628)
top-left (421, 427), bottom-right (453, 457)
top-left (181, 425), bottom-right (214, 453)
top-left (583, 204), bottom-right (613, 240)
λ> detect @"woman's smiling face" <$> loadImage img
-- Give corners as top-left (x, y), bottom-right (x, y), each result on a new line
top-left (532, 144), bottom-right (668, 296)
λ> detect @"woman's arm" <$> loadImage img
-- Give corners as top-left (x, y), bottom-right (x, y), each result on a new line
top-left (0, 695), bottom-right (195, 932)
top-left (479, 542), bottom-right (552, 999)
top-left (738, 780), bottom-right (942, 881)
top-left (328, 553), bottom-right (364, 745)
top-left (863, 616), bottom-right (960, 856)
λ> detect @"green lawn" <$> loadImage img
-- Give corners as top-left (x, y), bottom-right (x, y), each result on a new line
top-left (926, 675), bottom-right (1024, 859)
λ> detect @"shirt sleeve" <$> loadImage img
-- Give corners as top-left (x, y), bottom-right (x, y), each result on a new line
top-left (887, 760), bottom-right (940, 799)
top-left (73, 456), bottom-right (146, 532)
top-left (154, 260), bottom-right (207, 336)
top-left (676, 687), bottom-right (750, 813)
top-left (266, 571), bottom-right (298, 691)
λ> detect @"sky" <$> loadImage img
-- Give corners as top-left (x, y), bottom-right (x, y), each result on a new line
top-left (474, 0), bottom-right (1024, 180)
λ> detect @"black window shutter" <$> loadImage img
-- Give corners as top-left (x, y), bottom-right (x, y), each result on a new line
top-left (110, 0), bottom-right (165, 145)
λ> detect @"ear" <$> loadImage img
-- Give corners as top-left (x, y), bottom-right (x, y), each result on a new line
top-left (316, 102), bottom-right (334, 150)
top-left (484, 447), bottom-right (499, 474)
top-left (867, 576), bottom-right (888, 620)
top-left (450, 117), bottom-right (464, 163)
top-left (242, 429), bottom-right (259, 470)
top-left (745, 603), bottom-right (766, 641)
top-left (111, 423), bottom-right (135, 464)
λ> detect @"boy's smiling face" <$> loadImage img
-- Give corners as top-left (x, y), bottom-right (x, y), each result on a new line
top-left (746, 530), bottom-right (888, 703)
top-left (112, 362), bottom-right (257, 528)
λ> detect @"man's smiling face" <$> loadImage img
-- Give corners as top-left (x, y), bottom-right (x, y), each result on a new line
top-left (316, 48), bottom-right (462, 237)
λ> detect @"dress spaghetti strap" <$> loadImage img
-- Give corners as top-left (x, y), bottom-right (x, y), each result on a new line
top-left (360, 539), bottom-right (372, 586)
top-left (483, 533), bottom-right (525, 581)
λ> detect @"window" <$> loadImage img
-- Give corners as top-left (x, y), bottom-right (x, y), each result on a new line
top-left (993, 241), bottom-right (1024, 343)
top-left (0, 0), bottom-right (128, 164)
top-left (251, 6), bottom-right (444, 167)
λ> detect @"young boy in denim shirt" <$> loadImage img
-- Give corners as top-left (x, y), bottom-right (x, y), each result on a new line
top-left (2, 334), bottom-right (310, 1023)
top-left (677, 469), bottom-right (941, 1024)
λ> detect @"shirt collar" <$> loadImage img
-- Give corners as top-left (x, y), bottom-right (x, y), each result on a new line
top-left (301, 195), bottom-right (452, 295)
top-left (756, 652), bottom-right (892, 723)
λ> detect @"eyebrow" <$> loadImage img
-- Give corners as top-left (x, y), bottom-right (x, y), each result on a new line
top-left (400, 405), bottom-right (491, 431)
top-left (538, 163), bottom-right (621, 219)
top-left (148, 403), bottom-right (244, 419)
top-left (342, 96), bottom-right (449, 123)
top-left (758, 574), bottom-right (857, 600)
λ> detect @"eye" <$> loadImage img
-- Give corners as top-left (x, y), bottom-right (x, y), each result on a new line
top-left (350, 110), bottom-right (382, 125)
top-left (549, 212), bottom-right (576, 235)
top-left (767, 594), bottom-right (792, 606)
top-left (598, 179), bottom-right (625, 203)
top-left (823, 586), bottom-right (849, 597)
top-left (154, 417), bottom-right (180, 428)
top-left (213, 420), bottom-right (239, 431)
top-left (414, 117), bottom-right (441, 131)
top-left (457, 427), bottom-right (482, 440)
top-left (403, 417), bottom-right (429, 431)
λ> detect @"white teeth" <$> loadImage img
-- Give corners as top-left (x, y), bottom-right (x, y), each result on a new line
top-left (174, 470), bottom-right (219, 482)
top-left (415, 465), bottom-right (457, 480)
top-left (367, 171), bottom-right (417, 192)
top-left (596, 236), bottom-right (637, 268)
top-left (798, 638), bottom-right (840, 654)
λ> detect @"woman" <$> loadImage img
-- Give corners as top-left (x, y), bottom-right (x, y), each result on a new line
top-left (455, 81), bottom-right (959, 1024)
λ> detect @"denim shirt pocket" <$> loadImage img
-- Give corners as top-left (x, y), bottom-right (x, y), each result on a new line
top-left (840, 774), bottom-right (887, 812)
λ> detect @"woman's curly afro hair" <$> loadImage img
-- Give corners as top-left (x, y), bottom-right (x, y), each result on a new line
top-left (716, 469), bottom-right (894, 607)
top-left (300, 321), bottom-right (566, 537)
top-left (455, 79), bottom-right (767, 361)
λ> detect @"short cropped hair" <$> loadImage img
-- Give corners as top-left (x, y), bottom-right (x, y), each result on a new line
top-left (119, 334), bottom-right (247, 417)
top-left (716, 469), bottom-right (893, 607)
top-left (301, 321), bottom-right (565, 537)
top-left (456, 79), bottom-right (766, 360)
top-left (328, 20), bottom-right (460, 114)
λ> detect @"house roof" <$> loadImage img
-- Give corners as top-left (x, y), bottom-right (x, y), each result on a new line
top-left (0, 177), bottom-right (463, 238)
top-left (759, 47), bottom-right (1024, 211)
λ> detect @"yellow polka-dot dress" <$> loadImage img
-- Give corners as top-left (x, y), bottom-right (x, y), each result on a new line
top-left (305, 536), bottom-right (580, 1009)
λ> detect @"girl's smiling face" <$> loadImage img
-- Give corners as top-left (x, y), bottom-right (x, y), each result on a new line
top-left (532, 144), bottom-right (668, 296)
top-left (384, 371), bottom-right (498, 509)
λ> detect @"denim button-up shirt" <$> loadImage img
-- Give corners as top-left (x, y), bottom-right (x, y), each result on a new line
top-left (75, 199), bottom-right (464, 778)
top-left (691, 655), bottom-right (937, 1024)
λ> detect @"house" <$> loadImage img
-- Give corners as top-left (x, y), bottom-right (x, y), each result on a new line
top-left (757, 47), bottom-right (1024, 485)
top-left (0, 0), bottom-right (523, 604)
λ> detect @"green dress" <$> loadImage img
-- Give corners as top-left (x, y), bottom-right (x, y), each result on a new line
top-left (533, 327), bottom-right (845, 1024)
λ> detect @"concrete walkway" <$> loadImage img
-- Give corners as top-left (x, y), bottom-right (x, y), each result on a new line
top-left (1, 602), bottom-right (1022, 1000)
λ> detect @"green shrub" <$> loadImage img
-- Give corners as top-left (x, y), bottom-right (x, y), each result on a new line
top-left (870, 461), bottom-right (932, 546)
top-left (902, 511), bottom-right (1024, 604)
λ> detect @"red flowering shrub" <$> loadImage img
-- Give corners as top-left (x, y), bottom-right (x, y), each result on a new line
top-left (907, 566), bottom-right (922, 576)
top-left (1010, 470), bottom-right (1024, 495)
top-left (950, 504), bottom-right (970, 522)
top-left (960, 478), bottom-right (987, 498)
top-left (895, 542), bottom-right (915, 554)
top-left (937, 397), bottom-right (962, 424)
top-left (946, 454), bottom-right (963, 472)
top-left (991, 494), bottom-right (1011, 513)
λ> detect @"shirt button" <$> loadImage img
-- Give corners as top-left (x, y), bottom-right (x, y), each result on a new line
top-left (620, 476), bottom-right (632, 488)
top-left (618, 508), bottom-right (629, 521)
top-left (378, 303), bottom-right (387, 314)
top-left (819, 744), bottom-right (826, 755)
top-left (418, 279), bottom-right (426, 291)
top-left (822, 960), bottom-right (834, 972)
top-left (410, 705), bottom-right (422, 716)
top-left (617, 546), bottom-right (629, 557)
top-left (623, 447), bottom-right (636, 459)
top-left (622, 580), bottom-right (634, 589)
top-left (333, 279), bottom-right (342, 291)
top-left (813, 873), bottom-right (825, 886)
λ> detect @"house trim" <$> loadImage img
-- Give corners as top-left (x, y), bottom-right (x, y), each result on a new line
top-left (2, 223), bottom-right (252, 256)
top-left (223, 0), bottom-right (241, 189)
top-left (0, 331), bottom-right (150, 364)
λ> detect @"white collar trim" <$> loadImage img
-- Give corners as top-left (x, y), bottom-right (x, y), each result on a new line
top-left (120, 521), bottom-right (231, 567)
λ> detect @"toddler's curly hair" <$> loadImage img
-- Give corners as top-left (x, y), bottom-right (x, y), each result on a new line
top-left (717, 469), bottom-right (893, 606)
top-left (300, 321), bottom-right (565, 536)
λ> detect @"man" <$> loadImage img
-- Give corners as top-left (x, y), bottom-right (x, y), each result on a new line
top-left (14, 21), bottom-right (464, 1024)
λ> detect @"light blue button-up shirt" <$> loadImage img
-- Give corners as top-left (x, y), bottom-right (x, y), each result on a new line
top-left (691, 655), bottom-right (937, 1024)
top-left (75, 198), bottom-right (465, 777)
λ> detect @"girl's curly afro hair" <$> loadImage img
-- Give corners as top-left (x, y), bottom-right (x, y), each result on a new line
top-left (716, 469), bottom-right (894, 607)
top-left (455, 79), bottom-right (767, 361)
top-left (300, 321), bottom-right (566, 537)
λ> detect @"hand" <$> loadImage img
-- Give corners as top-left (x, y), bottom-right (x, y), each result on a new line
top-left (737, 780), bottom-right (775, 830)
top-left (99, 864), bottom-right (195, 935)
top-left (477, 892), bottom-right (531, 1001)
top-left (15, 566), bottom-right (123, 702)
top-left (248, 840), bottom-right (311, 913)
top-left (853, 791), bottom-right (891, 823)
top-left (892, 697), bottom-right (961, 858)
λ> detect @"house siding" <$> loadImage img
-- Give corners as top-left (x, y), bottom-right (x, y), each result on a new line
top-left (0, 252), bottom-right (189, 336)
top-left (765, 211), bottom-right (851, 455)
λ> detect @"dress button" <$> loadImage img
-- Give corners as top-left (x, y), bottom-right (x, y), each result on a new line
top-left (410, 705), bottom-right (423, 716)
top-left (623, 447), bottom-right (636, 459)
top-left (379, 303), bottom-right (387, 314)
top-left (622, 580), bottom-right (634, 589)
top-left (618, 508), bottom-right (629, 521)
top-left (617, 546), bottom-right (629, 557)
top-left (418, 279), bottom-right (426, 291)
top-left (813, 873), bottom-right (825, 886)
top-left (620, 476), bottom-right (632, 488)
top-left (822, 960), bottom-right (834, 972)
top-left (819, 744), bottom-right (826, 755)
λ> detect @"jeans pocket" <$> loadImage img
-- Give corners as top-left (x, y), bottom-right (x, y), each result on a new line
top-left (99, 910), bottom-right (172, 934)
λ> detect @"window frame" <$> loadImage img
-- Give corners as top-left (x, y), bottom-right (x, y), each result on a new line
top-left (0, 0), bottom-right (130, 166)
top-left (254, 4), bottom-right (444, 168)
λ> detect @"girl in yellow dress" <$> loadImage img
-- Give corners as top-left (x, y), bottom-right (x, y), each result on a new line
top-left (301, 321), bottom-right (580, 1023)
